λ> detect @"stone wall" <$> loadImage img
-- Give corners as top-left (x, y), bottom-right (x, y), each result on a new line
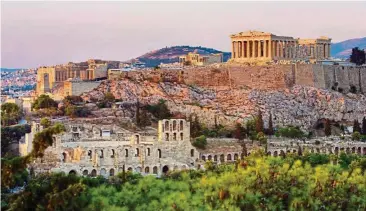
top-left (64, 81), bottom-right (102, 96)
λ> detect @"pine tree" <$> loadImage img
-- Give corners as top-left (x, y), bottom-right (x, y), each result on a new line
top-left (324, 119), bottom-right (331, 136)
top-left (136, 101), bottom-right (141, 127)
top-left (267, 113), bottom-right (274, 136)
top-left (255, 110), bottom-right (264, 133)
top-left (362, 117), bottom-right (366, 135)
top-left (353, 119), bottom-right (361, 133)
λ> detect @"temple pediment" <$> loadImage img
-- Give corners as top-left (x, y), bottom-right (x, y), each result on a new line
top-left (231, 30), bottom-right (273, 37)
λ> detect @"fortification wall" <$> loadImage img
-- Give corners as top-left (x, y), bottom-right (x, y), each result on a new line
top-left (65, 81), bottom-right (102, 96)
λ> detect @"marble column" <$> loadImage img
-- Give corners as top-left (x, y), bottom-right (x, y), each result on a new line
top-left (247, 41), bottom-right (250, 58)
top-left (276, 41), bottom-right (280, 58)
top-left (241, 41), bottom-right (245, 58)
top-left (269, 40), bottom-right (272, 59)
top-left (288, 42), bottom-right (292, 59)
top-left (232, 42), bottom-right (235, 58)
top-left (264, 40), bottom-right (268, 58)
top-left (328, 44), bottom-right (331, 58)
top-left (252, 40), bottom-right (256, 58)
top-left (258, 40), bottom-right (262, 57)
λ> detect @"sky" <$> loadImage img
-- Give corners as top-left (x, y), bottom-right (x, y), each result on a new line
top-left (1, 1), bottom-right (366, 68)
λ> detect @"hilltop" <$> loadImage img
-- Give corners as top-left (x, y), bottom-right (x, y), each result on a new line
top-left (331, 37), bottom-right (366, 58)
top-left (134, 46), bottom-right (231, 67)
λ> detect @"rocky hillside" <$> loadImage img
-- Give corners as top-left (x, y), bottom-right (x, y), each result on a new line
top-left (331, 37), bottom-right (366, 58)
top-left (81, 78), bottom-right (366, 131)
top-left (134, 46), bottom-right (231, 67)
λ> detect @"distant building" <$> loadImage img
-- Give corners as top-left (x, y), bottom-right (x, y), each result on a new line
top-left (230, 30), bottom-right (332, 63)
top-left (179, 52), bottom-right (223, 66)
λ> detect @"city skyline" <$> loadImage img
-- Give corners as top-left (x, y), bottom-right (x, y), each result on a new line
top-left (2, 1), bottom-right (366, 68)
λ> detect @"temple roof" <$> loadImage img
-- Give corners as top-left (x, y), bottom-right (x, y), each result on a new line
top-left (230, 30), bottom-right (273, 37)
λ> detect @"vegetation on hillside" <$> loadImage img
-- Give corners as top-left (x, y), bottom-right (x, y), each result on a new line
top-left (1, 102), bottom-right (23, 126)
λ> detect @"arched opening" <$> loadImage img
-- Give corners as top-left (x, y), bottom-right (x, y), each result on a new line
top-left (234, 154), bottom-right (238, 160)
top-left (62, 152), bottom-right (67, 162)
top-left (352, 147), bottom-right (356, 154)
top-left (165, 133), bottom-right (169, 141)
top-left (162, 165), bottom-right (169, 174)
top-left (135, 135), bottom-right (139, 144)
top-left (190, 149), bottom-right (194, 157)
top-left (267, 151), bottom-right (272, 156)
top-left (202, 155), bottom-right (206, 161)
top-left (293, 149), bottom-right (297, 154)
top-left (109, 169), bottom-right (115, 176)
top-left (165, 121), bottom-right (169, 131)
top-left (214, 155), bottom-right (218, 162)
top-left (180, 133), bottom-right (183, 141)
top-left (227, 154), bottom-right (232, 161)
top-left (136, 148), bottom-right (140, 157)
top-left (208, 155), bottom-right (212, 161)
top-left (100, 168), bottom-right (106, 176)
top-left (88, 150), bottom-right (92, 159)
top-left (125, 149), bottom-right (128, 157)
top-left (147, 148), bottom-right (151, 156)
top-left (153, 166), bottom-right (158, 174)
top-left (335, 147), bottom-right (339, 155)
top-left (173, 120), bottom-right (177, 131)
top-left (127, 167), bottom-right (133, 172)
top-left (346, 148), bottom-right (351, 154)
top-left (220, 154), bottom-right (225, 162)
top-left (158, 149), bottom-right (161, 158)
top-left (180, 121), bottom-right (184, 131)
top-left (357, 147), bottom-right (361, 155)
top-left (274, 151), bottom-right (278, 157)
top-left (100, 150), bottom-right (104, 158)
top-left (280, 150), bottom-right (285, 157)
top-left (91, 169), bottom-right (97, 177)
top-left (111, 149), bottom-right (115, 158)
top-left (82, 170), bottom-right (88, 176)
top-left (145, 167), bottom-right (150, 173)
top-left (173, 133), bottom-right (177, 141)
top-left (316, 148), bottom-right (320, 153)
top-left (363, 147), bottom-right (366, 155)
top-left (69, 170), bottom-right (77, 175)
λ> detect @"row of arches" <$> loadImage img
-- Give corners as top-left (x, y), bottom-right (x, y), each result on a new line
top-left (163, 120), bottom-right (184, 132)
top-left (268, 146), bottom-right (366, 157)
top-left (69, 164), bottom-right (187, 177)
top-left (164, 132), bottom-right (184, 141)
top-left (201, 153), bottom-right (244, 163)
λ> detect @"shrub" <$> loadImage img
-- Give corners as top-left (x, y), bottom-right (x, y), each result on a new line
top-left (275, 126), bottom-right (304, 138)
top-left (192, 135), bottom-right (207, 149)
top-left (32, 94), bottom-right (58, 110)
top-left (146, 99), bottom-right (172, 120)
top-left (352, 131), bottom-right (361, 141)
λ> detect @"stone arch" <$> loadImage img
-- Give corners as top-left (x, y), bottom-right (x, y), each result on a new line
top-left (162, 165), bottom-right (169, 174)
top-left (158, 149), bottom-right (162, 158)
top-left (293, 149), bottom-right (297, 154)
top-left (357, 147), bottom-right (362, 155)
top-left (335, 147), bottom-right (339, 155)
top-left (165, 133), bottom-right (169, 141)
top-left (180, 133), bottom-right (183, 141)
top-left (352, 147), bottom-right (356, 154)
top-left (173, 133), bottom-right (177, 141)
top-left (180, 120), bottom-right (184, 131)
top-left (346, 148), bottom-right (351, 154)
top-left (227, 154), bottom-right (232, 161)
top-left (274, 151), bottom-right (278, 157)
top-left (173, 120), bottom-right (177, 131)
top-left (234, 153), bottom-right (238, 161)
top-left (147, 148), bottom-right (151, 156)
top-left (69, 170), bottom-right (77, 175)
top-left (316, 148), bottom-right (320, 153)
top-left (111, 149), bottom-right (115, 158)
top-left (280, 150), bottom-right (285, 157)
top-left (220, 154), bottom-right (225, 162)
top-left (136, 148), bottom-right (140, 157)
top-left (135, 135), bottom-right (140, 144)
top-left (363, 147), bottom-right (366, 155)
top-left (214, 155), bottom-right (218, 162)
top-left (267, 151), bottom-right (271, 156)
top-left (165, 121), bottom-right (169, 131)
top-left (88, 150), bottom-right (92, 159)
top-left (100, 149), bottom-right (104, 158)
top-left (127, 167), bottom-right (133, 172)
top-left (109, 168), bottom-right (115, 176)
top-left (202, 155), bottom-right (206, 161)
top-left (100, 168), bottom-right (107, 177)
top-left (82, 170), bottom-right (88, 176)
top-left (191, 149), bottom-right (195, 157)
top-left (208, 155), bottom-right (212, 161)
top-left (62, 152), bottom-right (67, 162)
top-left (153, 166), bottom-right (158, 174)
top-left (145, 167), bottom-right (150, 173)
top-left (91, 169), bottom-right (97, 177)
top-left (125, 149), bottom-right (128, 157)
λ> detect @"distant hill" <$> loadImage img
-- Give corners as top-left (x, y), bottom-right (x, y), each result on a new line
top-left (135, 46), bottom-right (231, 67)
top-left (331, 37), bottom-right (366, 58)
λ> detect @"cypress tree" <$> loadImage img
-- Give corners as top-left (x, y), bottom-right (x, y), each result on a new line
top-left (324, 119), bottom-right (331, 136)
top-left (353, 119), bottom-right (361, 133)
top-left (136, 101), bottom-right (141, 127)
top-left (268, 113), bottom-right (274, 135)
top-left (256, 110), bottom-right (264, 133)
top-left (362, 117), bottom-right (366, 135)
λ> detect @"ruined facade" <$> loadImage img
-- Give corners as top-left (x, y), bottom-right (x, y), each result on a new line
top-left (179, 52), bottom-right (223, 66)
top-left (36, 59), bottom-right (120, 95)
top-left (230, 31), bottom-right (331, 63)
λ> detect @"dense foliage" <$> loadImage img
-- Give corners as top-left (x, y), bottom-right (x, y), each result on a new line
top-left (1, 124), bottom-right (31, 157)
top-left (275, 126), bottom-right (305, 138)
top-left (3, 152), bottom-right (366, 211)
top-left (1, 102), bottom-right (23, 126)
top-left (350, 47), bottom-right (366, 66)
top-left (31, 94), bottom-right (58, 110)
top-left (146, 99), bottom-right (172, 120)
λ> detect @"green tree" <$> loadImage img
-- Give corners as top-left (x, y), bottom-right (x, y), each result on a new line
top-left (31, 94), bottom-right (58, 110)
top-left (233, 123), bottom-right (246, 140)
top-left (362, 117), bottom-right (366, 135)
top-left (353, 119), bottom-right (361, 133)
top-left (146, 99), bottom-right (172, 120)
top-left (255, 110), bottom-right (264, 133)
top-left (189, 114), bottom-right (202, 138)
top-left (350, 47), bottom-right (366, 66)
top-left (324, 119), bottom-right (331, 136)
top-left (1, 124), bottom-right (31, 157)
top-left (1, 102), bottom-right (22, 126)
top-left (275, 126), bottom-right (304, 138)
top-left (267, 112), bottom-right (274, 135)
top-left (192, 135), bottom-right (207, 149)
top-left (40, 117), bottom-right (51, 128)
top-left (352, 131), bottom-right (361, 141)
top-left (256, 132), bottom-right (267, 145)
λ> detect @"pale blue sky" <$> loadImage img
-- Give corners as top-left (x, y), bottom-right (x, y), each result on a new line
top-left (2, 1), bottom-right (366, 68)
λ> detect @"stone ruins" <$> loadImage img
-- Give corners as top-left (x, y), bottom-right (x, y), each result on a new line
top-left (230, 30), bottom-right (331, 63)
top-left (21, 118), bottom-right (366, 177)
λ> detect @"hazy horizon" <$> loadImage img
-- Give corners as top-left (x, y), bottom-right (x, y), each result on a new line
top-left (2, 1), bottom-right (366, 68)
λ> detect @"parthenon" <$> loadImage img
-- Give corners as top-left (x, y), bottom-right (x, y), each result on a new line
top-left (230, 30), bottom-right (331, 62)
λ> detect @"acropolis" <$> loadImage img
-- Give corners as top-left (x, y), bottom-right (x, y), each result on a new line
top-left (230, 30), bottom-right (332, 63)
